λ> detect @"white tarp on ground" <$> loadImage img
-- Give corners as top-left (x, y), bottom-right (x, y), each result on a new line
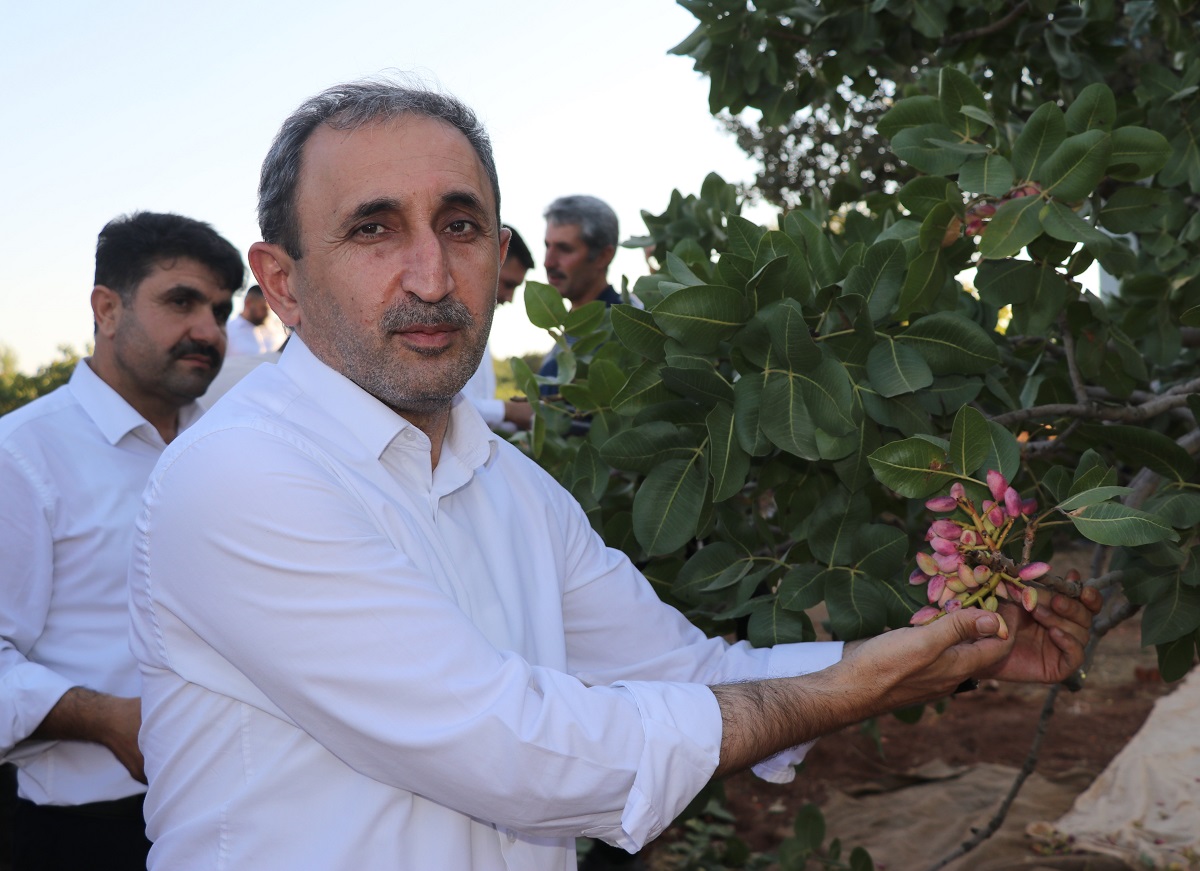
top-left (1030, 666), bottom-right (1200, 869)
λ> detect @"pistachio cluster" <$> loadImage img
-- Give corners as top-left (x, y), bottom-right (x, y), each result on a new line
top-left (909, 470), bottom-right (1047, 638)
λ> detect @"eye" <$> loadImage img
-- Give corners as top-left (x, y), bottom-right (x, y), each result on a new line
top-left (447, 219), bottom-right (477, 236)
top-left (355, 222), bottom-right (386, 237)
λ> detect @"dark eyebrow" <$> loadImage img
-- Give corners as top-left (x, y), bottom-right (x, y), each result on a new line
top-left (340, 197), bottom-right (402, 233)
top-left (162, 285), bottom-right (209, 302)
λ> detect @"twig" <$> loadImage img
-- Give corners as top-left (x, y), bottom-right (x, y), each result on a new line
top-left (942, 0), bottom-right (1030, 46)
top-left (924, 683), bottom-right (1061, 871)
top-left (1059, 313), bottom-right (1090, 406)
top-left (991, 392), bottom-right (1195, 427)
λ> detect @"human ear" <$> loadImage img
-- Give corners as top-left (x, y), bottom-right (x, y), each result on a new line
top-left (249, 242), bottom-right (301, 330)
top-left (90, 285), bottom-right (122, 339)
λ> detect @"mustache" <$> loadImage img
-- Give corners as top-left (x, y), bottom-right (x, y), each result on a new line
top-left (170, 339), bottom-right (220, 367)
top-left (381, 298), bottom-right (474, 332)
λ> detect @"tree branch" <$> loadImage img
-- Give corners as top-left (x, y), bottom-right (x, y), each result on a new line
top-left (1059, 313), bottom-right (1090, 405)
top-left (941, 0), bottom-right (1031, 47)
top-left (991, 392), bottom-right (1196, 428)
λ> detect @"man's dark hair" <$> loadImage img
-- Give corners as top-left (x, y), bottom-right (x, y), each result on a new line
top-left (245, 285), bottom-right (264, 300)
top-left (94, 212), bottom-right (245, 302)
top-left (503, 224), bottom-right (534, 270)
top-left (259, 77), bottom-right (501, 261)
top-left (544, 195), bottom-right (618, 260)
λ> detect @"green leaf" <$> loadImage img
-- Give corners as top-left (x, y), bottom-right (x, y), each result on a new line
top-left (784, 211), bottom-right (842, 288)
top-left (1056, 486), bottom-right (1134, 512)
top-left (777, 564), bottom-right (826, 611)
top-left (899, 176), bottom-right (957, 217)
top-left (726, 214), bottom-right (766, 260)
top-left (706, 403), bottom-right (751, 501)
top-left (866, 338), bottom-right (934, 398)
top-left (674, 542), bottom-right (743, 602)
top-left (1141, 583), bottom-right (1200, 647)
top-left (855, 524), bottom-right (908, 578)
top-left (599, 421), bottom-right (696, 474)
top-left (897, 312), bottom-right (1000, 375)
top-left (632, 455), bottom-right (708, 556)
top-left (791, 803), bottom-right (826, 852)
top-left (1040, 200), bottom-right (1112, 249)
top-left (661, 363), bottom-right (734, 404)
top-left (1099, 186), bottom-right (1170, 235)
top-left (825, 572), bottom-right (888, 639)
top-left (763, 299), bottom-right (821, 368)
top-left (1034, 129), bottom-right (1112, 201)
top-left (650, 285), bottom-right (745, 354)
top-left (523, 280), bottom-right (568, 329)
top-left (1107, 126), bottom-right (1172, 182)
top-left (896, 249), bottom-right (945, 317)
top-left (1156, 633), bottom-right (1199, 683)
top-left (733, 373), bottom-right (774, 457)
top-left (1070, 503), bottom-right (1180, 546)
top-left (949, 405), bottom-right (990, 475)
top-left (1081, 424), bottom-right (1196, 482)
top-left (868, 437), bottom-right (955, 498)
top-left (1008, 263), bottom-right (1068, 336)
top-left (939, 67), bottom-right (988, 139)
top-left (1143, 491), bottom-right (1200, 529)
top-left (915, 375), bottom-right (983, 416)
top-left (759, 372), bottom-right (820, 460)
top-left (748, 600), bottom-right (815, 646)
top-left (797, 355), bottom-right (858, 437)
top-left (563, 299), bottom-right (607, 335)
top-left (977, 195), bottom-right (1044, 259)
top-left (756, 232), bottom-right (813, 307)
top-left (1064, 83), bottom-right (1116, 134)
top-left (611, 362), bottom-right (675, 415)
top-left (611, 305), bottom-right (667, 360)
top-left (878, 95), bottom-right (944, 139)
top-left (1012, 102), bottom-right (1067, 180)
top-left (957, 154), bottom-right (1015, 197)
top-left (892, 123), bottom-right (969, 175)
top-left (842, 239), bottom-right (906, 321)
top-left (979, 421), bottom-right (1020, 481)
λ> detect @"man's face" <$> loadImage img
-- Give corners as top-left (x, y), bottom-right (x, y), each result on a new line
top-left (243, 296), bottom-right (269, 325)
top-left (496, 256), bottom-right (528, 305)
top-left (281, 116), bottom-right (506, 415)
top-left (544, 222), bottom-right (610, 304)
top-left (108, 258), bottom-right (233, 406)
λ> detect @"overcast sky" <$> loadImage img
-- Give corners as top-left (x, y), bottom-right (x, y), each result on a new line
top-left (0, 0), bottom-right (769, 371)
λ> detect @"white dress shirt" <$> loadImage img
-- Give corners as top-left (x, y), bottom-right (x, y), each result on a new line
top-left (0, 359), bottom-right (201, 805)
top-left (224, 314), bottom-right (275, 356)
top-left (129, 336), bottom-right (842, 870)
top-left (462, 343), bottom-right (510, 429)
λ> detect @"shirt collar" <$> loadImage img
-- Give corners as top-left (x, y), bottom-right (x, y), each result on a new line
top-left (69, 358), bottom-right (201, 447)
top-left (276, 336), bottom-right (501, 469)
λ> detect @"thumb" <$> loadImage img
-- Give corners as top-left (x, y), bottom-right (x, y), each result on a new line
top-left (938, 608), bottom-right (999, 644)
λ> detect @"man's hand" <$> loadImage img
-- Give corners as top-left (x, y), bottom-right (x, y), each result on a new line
top-left (503, 398), bottom-right (534, 431)
top-left (32, 687), bottom-right (146, 783)
top-left (980, 585), bottom-right (1102, 684)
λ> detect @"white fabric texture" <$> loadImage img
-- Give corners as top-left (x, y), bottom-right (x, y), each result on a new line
top-left (0, 359), bottom-right (200, 804)
top-left (224, 314), bottom-right (276, 356)
top-left (129, 336), bottom-right (842, 871)
top-left (461, 342), bottom-right (507, 427)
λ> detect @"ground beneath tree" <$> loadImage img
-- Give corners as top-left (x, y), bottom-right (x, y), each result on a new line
top-left (646, 577), bottom-right (1180, 870)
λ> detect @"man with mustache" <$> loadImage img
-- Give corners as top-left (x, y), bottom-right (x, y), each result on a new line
top-left (0, 211), bottom-right (242, 870)
top-left (128, 82), bottom-right (1098, 871)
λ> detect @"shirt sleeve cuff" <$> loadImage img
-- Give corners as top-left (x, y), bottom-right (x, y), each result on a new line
top-left (588, 681), bottom-right (722, 852)
top-left (0, 664), bottom-right (75, 760)
top-left (750, 640), bottom-right (845, 783)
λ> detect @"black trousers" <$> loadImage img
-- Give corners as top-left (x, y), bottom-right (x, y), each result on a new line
top-left (11, 794), bottom-right (150, 871)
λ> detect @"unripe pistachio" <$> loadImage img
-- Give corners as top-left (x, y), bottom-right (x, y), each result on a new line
top-left (946, 576), bottom-right (968, 594)
top-left (1004, 486), bottom-right (1021, 519)
top-left (957, 563), bottom-right (978, 589)
top-left (909, 568), bottom-right (928, 586)
top-left (995, 581), bottom-right (1011, 600)
top-left (961, 529), bottom-right (980, 547)
top-left (1019, 561), bottom-right (1051, 581)
top-left (927, 573), bottom-right (947, 603)
top-left (937, 584), bottom-right (958, 607)
top-left (983, 595), bottom-right (999, 612)
top-left (931, 537), bottom-right (959, 555)
top-left (931, 520), bottom-right (961, 540)
top-left (911, 606), bottom-right (940, 626)
top-left (916, 552), bottom-right (940, 576)
top-left (995, 612), bottom-right (1010, 640)
top-left (987, 470), bottom-right (1008, 503)
top-left (974, 565), bottom-right (992, 585)
top-left (1021, 497), bottom-right (1038, 517)
top-left (926, 495), bottom-right (957, 512)
top-left (1021, 585), bottom-right (1039, 612)
top-left (934, 551), bottom-right (963, 573)
top-left (950, 482), bottom-right (966, 500)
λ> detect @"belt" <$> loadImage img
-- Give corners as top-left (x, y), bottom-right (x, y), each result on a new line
top-left (17, 792), bottom-right (146, 821)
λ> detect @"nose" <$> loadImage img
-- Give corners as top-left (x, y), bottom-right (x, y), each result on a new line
top-left (192, 306), bottom-right (226, 350)
top-left (544, 247), bottom-right (557, 272)
top-left (400, 230), bottom-right (453, 303)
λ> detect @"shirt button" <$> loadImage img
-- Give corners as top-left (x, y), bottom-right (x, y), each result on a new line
top-left (506, 830), bottom-right (517, 844)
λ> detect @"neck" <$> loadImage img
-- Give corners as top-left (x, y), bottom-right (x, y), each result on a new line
top-left (573, 280), bottom-right (610, 308)
top-left (85, 356), bottom-right (183, 443)
top-left (393, 405), bottom-right (451, 469)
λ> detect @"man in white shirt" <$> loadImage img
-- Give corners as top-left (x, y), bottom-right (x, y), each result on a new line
top-left (224, 285), bottom-right (277, 355)
top-left (461, 223), bottom-right (535, 431)
top-left (128, 81), bottom-right (1100, 871)
top-left (0, 211), bottom-right (243, 870)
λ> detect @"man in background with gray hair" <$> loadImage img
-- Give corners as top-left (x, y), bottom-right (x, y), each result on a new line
top-left (543, 194), bottom-right (620, 308)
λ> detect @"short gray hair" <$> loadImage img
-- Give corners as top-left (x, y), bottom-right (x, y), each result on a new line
top-left (258, 78), bottom-right (501, 260)
top-left (544, 195), bottom-right (618, 260)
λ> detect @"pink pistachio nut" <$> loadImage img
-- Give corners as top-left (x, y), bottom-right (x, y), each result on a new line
top-left (937, 584), bottom-right (958, 607)
top-left (944, 598), bottom-right (963, 612)
top-left (974, 565), bottom-right (992, 583)
top-left (1019, 561), bottom-right (1051, 581)
top-left (925, 495), bottom-right (958, 513)
top-left (971, 202), bottom-right (997, 219)
top-left (1020, 497), bottom-right (1038, 517)
top-left (916, 552), bottom-right (940, 576)
top-left (957, 563), bottom-right (980, 590)
top-left (934, 551), bottom-right (963, 573)
top-left (1004, 487), bottom-right (1022, 519)
top-left (911, 606), bottom-right (941, 626)
top-left (930, 537), bottom-right (959, 556)
top-left (987, 505), bottom-right (1005, 528)
top-left (960, 529), bottom-right (980, 547)
top-left (950, 482), bottom-right (966, 500)
top-left (930, 520), bottom-right (961, 540)
top-left (987, 470), bottom-right (1008, 503)
top-left (995, 581), bottom-right (1012, 600)
top-left (994, 612), bottom-right (1010, 640)
top-left (1021, 585), bottom-right (1039, 612)
top-left (946, 576), bottom-right (968, 594)
top-left (909, 568), bottom-right (928, 586)
top-left (927, 573), bottom-right (947, 603)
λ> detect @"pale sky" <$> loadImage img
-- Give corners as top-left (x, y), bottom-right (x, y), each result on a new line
top-left (0, 0), bottom-right (766, 372)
